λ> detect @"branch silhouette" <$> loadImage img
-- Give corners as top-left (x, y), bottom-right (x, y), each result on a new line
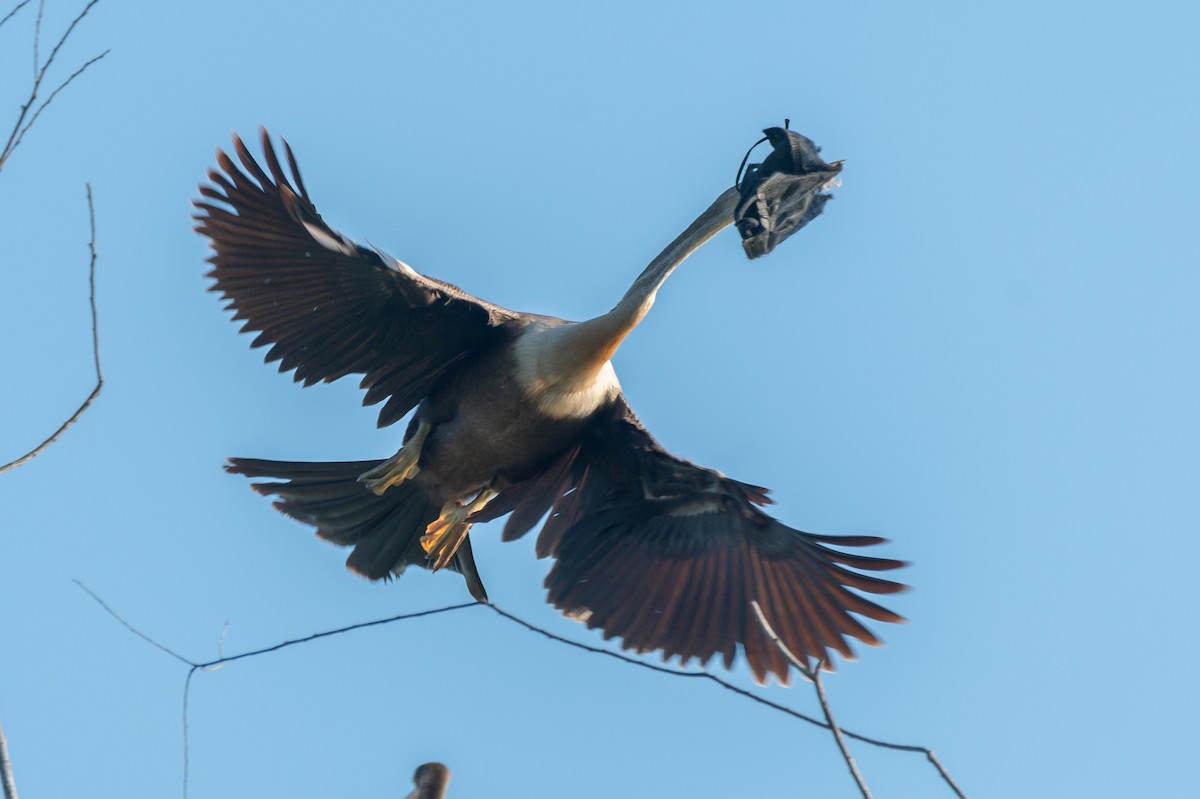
top-left (0, 0), bottom-right (109, 172)
top-left (0, 0), bottom-right (33, 31)
top-left (1, 0), bottom-right (109, 473)
top-left (753, 601), bottom-right (873, 799)
top-left (1, 7), bottom-right (108, 797)
top-left (0, 718), bottom-right (16, 799)
top-left (0, 183), bottom-right (102, 474)
top-left (76, 583), bottom-right (969, 799)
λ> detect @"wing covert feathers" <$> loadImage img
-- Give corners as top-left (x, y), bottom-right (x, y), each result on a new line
top-left (195, 129), bottom-right (519, 427)
top-left (499, 400), bottom-right (907, 685)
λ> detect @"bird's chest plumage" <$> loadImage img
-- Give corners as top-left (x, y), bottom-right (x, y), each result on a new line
top-left (415, 339), bottom-right (616, 498)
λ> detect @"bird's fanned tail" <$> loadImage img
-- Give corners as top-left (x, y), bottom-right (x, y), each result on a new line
top-left (226, 457), bottom-right (488, 601)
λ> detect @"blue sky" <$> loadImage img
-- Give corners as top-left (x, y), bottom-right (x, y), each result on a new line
top-left (1, 1), bottom-right (1197, 797)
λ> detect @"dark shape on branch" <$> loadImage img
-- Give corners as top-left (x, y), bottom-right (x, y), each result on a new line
top-left (197, 127), bottom-right (905, 685)
top-left (734, 127), bottom-right (843, 259)
top-left (408, 763), bottom-right (450, 799)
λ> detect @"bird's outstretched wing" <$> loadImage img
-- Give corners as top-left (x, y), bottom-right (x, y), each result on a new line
top-left (478, 398), bottom-right (907, 684)
top-left (194, 129), bottom-right (524, 427)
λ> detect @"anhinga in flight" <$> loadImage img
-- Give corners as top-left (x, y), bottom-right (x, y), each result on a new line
top-left (196, 127), bottom-right (906, 684)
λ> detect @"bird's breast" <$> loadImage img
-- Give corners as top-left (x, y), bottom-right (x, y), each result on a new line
top-left (511, 322), bottom-right (623, 420)
top-left (415, 333), bottom-right (616, 498)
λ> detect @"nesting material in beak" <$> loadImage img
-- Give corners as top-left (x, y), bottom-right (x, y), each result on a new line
top-left (734, 127), bottom-right (843, 259)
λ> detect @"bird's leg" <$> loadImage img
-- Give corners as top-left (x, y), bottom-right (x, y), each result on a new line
top-left (358, 419), bottom-right (431, 495)
top-left (421, 488), bottom-right (497, 572)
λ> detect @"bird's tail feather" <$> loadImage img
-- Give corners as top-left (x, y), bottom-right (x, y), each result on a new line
top-left (226, 457), bottom-right (488, 601)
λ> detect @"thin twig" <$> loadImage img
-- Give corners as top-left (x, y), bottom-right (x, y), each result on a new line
top-left (812, 668), bottom-right (872, 798)
top-left (0, 0), bottom-right (106, 172)
top-left (77, 587), bottom-right (968, 798)
top-left (204, 623), bottom-right (229, 672)
top-left (0, 0), bottom-right (33, 31)
top-left (485, 603), bottom-right (832, 724)
top-left (0, 717), bottom-right (17, 799)
top-left (73, 580), bottom-right (192, 665)
top-left (1, 11), bottom-right (105, 799)
top-left (926, 751), bottom-right (970, 799)
top-left (0, 185), bottom-right (103, 473)
top-left (3, 48), bottom-right (110, 167)
top-left (36, 0), bottom-right (100, 75)
top-left (192, 602), bottom-right (481, 670)
top-left (182, 669), bottom-right (195, 799)
top-left (491, 600), bottom-right (957, 761)
top-left (32, 0), bottom-right (43, 79)
top-left (751, 601), bottom-right (873, 799)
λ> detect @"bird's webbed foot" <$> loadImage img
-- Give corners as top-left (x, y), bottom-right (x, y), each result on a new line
top-left (422, 488), bottom-right (497, 571)
top-left (359, 419), bottom-right (432, 495)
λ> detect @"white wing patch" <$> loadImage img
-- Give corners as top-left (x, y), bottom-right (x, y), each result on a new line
top-left (372, 243), bottom-right (423, 280)
top-left (666, 496), bottom-right (724, 517)
top-left (302, 221), bottom-right (356, 256)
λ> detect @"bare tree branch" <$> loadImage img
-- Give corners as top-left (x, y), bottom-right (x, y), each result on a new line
top-left (752, 601), bottom-right (873, 799)
top-left (1, 9), bottom-right (108, 799)
top-left (926, 750), bottom-right (970, 799)
top-left (483, 602), bottom-right (853, 730)
top-left (0, 0), bottom-right (109, 472)
top-left (3, 47), bottom-right (109, 168)
top-left (809, 668), bottom-right (871, 796)
top-left (76, 582), bottom-right (479, 799)
top-left (0, 0), bottom-right (107, 173)
top-left (31, 0), bottom-right (42, 79)
top-left (0, 0), bottom-right (33, 32)
top-left (198, 602), bottom-right (483, 670)
top-left (76, 585), bottom-right (970, 799)
top-left (72, 579), bottom-right (190, 665)
top-left (0, 717), bottom-right (17, 799)
top-left (0, 184), bottom-right (102, 473)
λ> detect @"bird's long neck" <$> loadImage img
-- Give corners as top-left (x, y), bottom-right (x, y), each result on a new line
top-left (533, 186), bottom-right (741, 392)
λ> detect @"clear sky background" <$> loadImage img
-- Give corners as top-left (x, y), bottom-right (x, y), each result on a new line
top-left (1, 1), bottom-right (1197, 797)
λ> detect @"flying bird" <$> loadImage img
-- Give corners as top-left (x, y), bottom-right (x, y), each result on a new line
top-left (195, 128), bottom-right (906, 684)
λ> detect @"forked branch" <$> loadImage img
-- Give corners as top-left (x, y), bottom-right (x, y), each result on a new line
top-left (77, 585), bottom-right (970, 799)
top-left (1, 8), bottom-right (108, 791)
top-left (752, 601), bottom-right (873, 798)
top-left (0, 0), bottom-right (108, 174)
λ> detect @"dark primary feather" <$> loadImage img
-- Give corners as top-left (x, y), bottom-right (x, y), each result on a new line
top-left (495, 399), bottom-right (907, 685)
top-left (194, 128), bottom-right (523, 427)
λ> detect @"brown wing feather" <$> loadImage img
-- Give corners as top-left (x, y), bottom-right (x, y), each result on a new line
top-left (195, 129), bottom-right (524, 427)
top-left (520, 398), bottom-right (906, 685)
